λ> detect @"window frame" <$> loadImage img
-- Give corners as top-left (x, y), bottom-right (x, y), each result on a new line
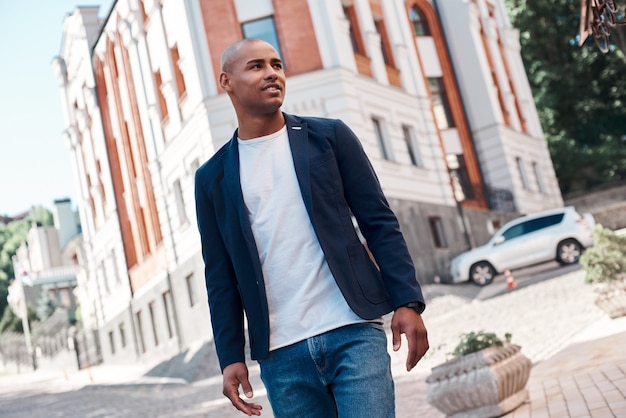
top-left (429, 216), bottom-right (448, 248)
top-left (242, 16), bottom-right (283, 62)
top-left (409, 6), bottom-right (430, 37)
top-left (372, 117), bottom-right (391, 161)
top-left (427, 77), bottom-right (455, 130)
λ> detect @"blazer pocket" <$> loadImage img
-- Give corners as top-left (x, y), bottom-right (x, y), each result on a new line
top-left (346, 243), bottom-right (390, 305)
top-left (310, 156), bottom-right (340, 197)
top-left (309, 150), bottom-right (335, 167)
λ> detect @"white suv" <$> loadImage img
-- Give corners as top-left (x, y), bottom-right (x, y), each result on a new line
top-left (449, 206), bottom-right (595, 286)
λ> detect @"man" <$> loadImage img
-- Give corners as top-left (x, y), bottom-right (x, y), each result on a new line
top-left (195, 38), bottom-right (429, 417)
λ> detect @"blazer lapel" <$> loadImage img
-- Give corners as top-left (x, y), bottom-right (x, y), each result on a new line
top-left (285, 115), bottom-right (314, 223)
top-left (222, 135), bottom-right (258, 249)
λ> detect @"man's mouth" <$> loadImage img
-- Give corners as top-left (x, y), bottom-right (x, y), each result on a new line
top-left (263, 84), bottom-right (281, 92)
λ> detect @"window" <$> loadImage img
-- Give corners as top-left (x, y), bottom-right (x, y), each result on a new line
top-left (119, 323), bottom-right (127, 348)
top-left (170, 45), bottom-right (187, 98)
top-left (190, 158), bottom-right (200, 174)
top-left (502, 214), bottom-right (564, 241)
top-left (343, 5), bottom-right (367, 55)
top-left (373, 18), bottom-right (395, 67)
top-left (516, 157), bottom-right (530, 190)
top-left (109, 331), bottom-right (115, 355)
top-left (455, 155), bottom-right (474, 200)
top-left (149, 301), bottom-right (159, 346)
top-left (173, 179), bottom-right (188, 226)
top-left (136, 311), bottom-right (146, 353)
top-left (410, 7), bottom-right (430, 36)
top-left (372, 118), bottom-right (391, 161)
top-left (139, 0), bottom-right (148, 23)
top-left (154, 70), bottom-right (168, 120)
top-left (524, 214), bottom-right (564, 234)
top-left (111, 249), bottom-right (120, 284)
top-left (429, 217), bottom-right (448, 248)
top-left (428, 78), bottom-right (454, 130)
top-left (101, 260), bottom-right (109, 294)
top-left (402, 125), bottom-right (422, 166)
top-left (185, 273), bottom-right (197, 307)
top-left (162, 291), bottom-right (174, 339)
top-left (242, 16), bottom-right (282, 60)
top-left (532, 162), bottom-right (545, 194)
top-left (501, 224), bottom-right (525, 241)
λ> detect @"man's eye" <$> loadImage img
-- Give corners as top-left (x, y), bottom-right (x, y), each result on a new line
top-left (273, 64), bottom-right (283, 69)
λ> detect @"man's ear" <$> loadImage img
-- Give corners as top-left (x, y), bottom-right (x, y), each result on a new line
top-left (219, 72), bottom-right (231, 92)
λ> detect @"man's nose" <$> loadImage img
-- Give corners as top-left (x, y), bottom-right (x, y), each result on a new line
top-left (263, 65), bottom-right (278, 79)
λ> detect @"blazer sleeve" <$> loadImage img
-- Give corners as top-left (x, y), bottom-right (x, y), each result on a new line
top-left (332, 120), bottom-right (425, 310)
top-left (195, 168), bottom-right (246, 371)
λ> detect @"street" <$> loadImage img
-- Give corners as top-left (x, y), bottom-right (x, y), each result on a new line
top-left (1, 263), bottom-right (622, 417)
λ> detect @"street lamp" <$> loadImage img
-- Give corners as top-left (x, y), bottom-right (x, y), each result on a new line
top-left (579, 0), bottom-right (626, 53)
top-left (8, 256), bottom-right (37, 370)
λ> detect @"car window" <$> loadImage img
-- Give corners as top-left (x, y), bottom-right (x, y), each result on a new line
top-left (524, 214), bottom-right (564, 234)
top-left (501, 224), bottom-right (525, 241)
top-left (500, 213), bottom-right (564, 242)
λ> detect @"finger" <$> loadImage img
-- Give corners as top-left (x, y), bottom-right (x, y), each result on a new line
top-left (405, 331), bottom-right (418, 371)
top-left (392, 322), bottom-right (401, 351)
top-left (241, 377), bottom-right (254, 399)
top-left (406, 333), bottom-right (429, 371)
top-left (227, 394), bottom-right (261, 416)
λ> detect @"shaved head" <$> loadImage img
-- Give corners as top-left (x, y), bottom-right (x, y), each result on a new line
top-left (220, 38), bottom-right (271, 72)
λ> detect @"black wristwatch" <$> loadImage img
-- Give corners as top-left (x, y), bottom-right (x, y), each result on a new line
top-left (400, 301), bottom-right (425, 314)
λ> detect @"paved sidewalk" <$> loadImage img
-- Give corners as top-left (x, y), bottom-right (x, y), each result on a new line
top-left (2, 267), bottom-right (625, 417)
top-left (391, 268), bottom-right (626, 418)
top-left (508, 318), bottom-right (626, 418)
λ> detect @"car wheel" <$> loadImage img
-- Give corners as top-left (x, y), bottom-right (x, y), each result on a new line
top-left (469, 261), bottom-right (495, 286)
top-left (557, 239), bottom-right (583, 265)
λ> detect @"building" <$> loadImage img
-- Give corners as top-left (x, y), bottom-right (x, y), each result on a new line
top-left (12, 199), bottom-right (82, 315)
top-left (54, 0), bottom-right (562, 365)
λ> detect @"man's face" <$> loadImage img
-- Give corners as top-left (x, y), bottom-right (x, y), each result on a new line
top-left (220, 40), bottom-right (286, 117)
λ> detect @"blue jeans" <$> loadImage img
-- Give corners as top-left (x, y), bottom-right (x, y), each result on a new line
top-left (259, 323), bottom-right (395, 418)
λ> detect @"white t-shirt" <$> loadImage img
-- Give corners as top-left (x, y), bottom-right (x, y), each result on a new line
top-left (238, 125), bottom-right (364, 350)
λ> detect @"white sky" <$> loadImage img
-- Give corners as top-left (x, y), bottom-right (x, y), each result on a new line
top-left (0, 0), bottom-right (114, 216)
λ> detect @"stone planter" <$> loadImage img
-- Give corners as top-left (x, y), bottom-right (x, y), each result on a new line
top-left (426, 343), bottom-right (532, 418)
top-left (594, 276), bottom-right (626, 319)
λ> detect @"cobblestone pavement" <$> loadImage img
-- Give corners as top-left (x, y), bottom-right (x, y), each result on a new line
top-left (1, 264), bottom-right (625, 417)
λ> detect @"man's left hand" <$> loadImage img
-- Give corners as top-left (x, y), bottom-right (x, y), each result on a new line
top-left (391, 307), bottom-right (429, 371)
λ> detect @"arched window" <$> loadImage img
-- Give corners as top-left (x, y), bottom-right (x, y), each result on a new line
top-left (410, 6), bottom-right (430, 36)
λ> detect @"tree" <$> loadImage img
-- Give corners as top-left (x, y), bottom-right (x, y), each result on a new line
top-left (0, 302), bottom-right (37, 334)
top-left (505, 0), bottom-right (626, 194)
top-left (0, 206), bottom-right (54, 323)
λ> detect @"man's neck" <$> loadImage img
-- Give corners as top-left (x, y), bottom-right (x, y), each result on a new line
top-left (237, 112), bottom-right (285, 140)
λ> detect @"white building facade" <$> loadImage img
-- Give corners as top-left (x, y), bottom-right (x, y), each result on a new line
top-left (55, 0), bottom-right (562, 365)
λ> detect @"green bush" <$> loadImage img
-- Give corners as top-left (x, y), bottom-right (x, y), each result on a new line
top-left (580, 224), bottom-right (626, 285)
top-left (450, 331), bottom-right (512, 358)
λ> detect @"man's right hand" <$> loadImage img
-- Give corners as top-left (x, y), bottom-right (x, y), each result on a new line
top-left (222, 362), bottom-right (263, 416)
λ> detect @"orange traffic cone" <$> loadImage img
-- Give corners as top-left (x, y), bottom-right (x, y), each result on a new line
top-left (505, 268), bottom-right (517, 289)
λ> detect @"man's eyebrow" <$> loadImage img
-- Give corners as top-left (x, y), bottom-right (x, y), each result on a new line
top-left (245, 58), bottom-right (283, 65)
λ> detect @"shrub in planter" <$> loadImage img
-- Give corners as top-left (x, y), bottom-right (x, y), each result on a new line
top-left (427, 331), bottom-right (531, 418)
top-left (580, 224), bottom-right (626, 318)
top-left (449, 331), bottom-right (512, 358)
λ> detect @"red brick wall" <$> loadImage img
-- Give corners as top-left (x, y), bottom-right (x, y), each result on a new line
top-left (272, 0), bottom-right (323, 75)
top-left (198, 0), bottom-right (242, 88)
top-left (198, 0), bottom-right (323, 88)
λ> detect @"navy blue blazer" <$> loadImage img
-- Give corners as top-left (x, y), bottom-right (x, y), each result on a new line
top-left (195, 113), bottom-right (424, 371)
